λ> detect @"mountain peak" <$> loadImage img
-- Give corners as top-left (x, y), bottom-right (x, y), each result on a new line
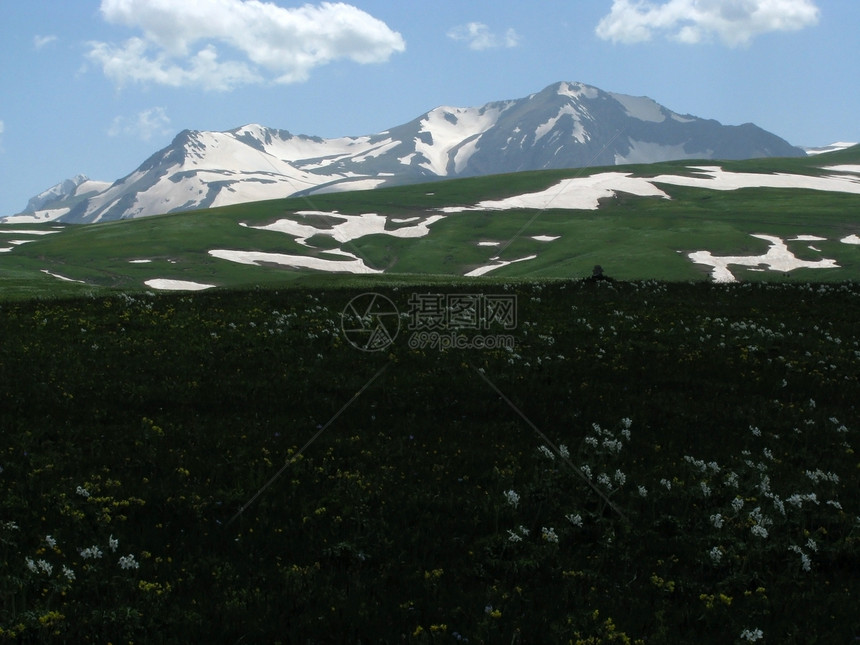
top-left (9, 81), bottom-right (807, 223)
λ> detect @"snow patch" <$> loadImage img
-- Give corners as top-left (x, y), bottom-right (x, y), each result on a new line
top-left (208, 249), bottom-right (381, 274)
top-left (144, 279), bottom-right (216, 291)
top-left (841, 234), bottom-right (860, 245)
top-left (609, 93), bottom-right (665, 123)
top-left (531, 235), bottom-right (560, 242)
top-left (440, 172), bottom-right (670, 212)
top-left (688, 234), bottom-right (839, 283)
top-left (465, 254), bottom-right (537, 277)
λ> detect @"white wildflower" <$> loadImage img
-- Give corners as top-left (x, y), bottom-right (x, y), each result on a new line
top-left (76, 485), bottom-right (90, 498)
top-left (558, 444), bottom-right (570, 459)
top-left (800, 552), bottom-right (812, 572)
top-left (37, 559), bottom-right (52, 575)
top-left (541, 527), bottom-right (559, 543)
top-left (537, 445), bottom-right (555, 460)
top-left (507, 529), bottom-right (523, 542)
top-left (566, 513), bottom-right (583, 527)
top-left (584, 436), bottom-right (598, 448)
top-left (613, 469), bottom-right (626, 486)
top-left (25, 557), bottom-right (37, 573)
top-left (750, 524), bottom-right (769, 539)
top-left (660, 478), bottom-right (671, 491)
top-left (62, 565), bottom-right (75, 582)
top-left (740, 627), bottom-right (764, 642)
top-left (518, 525), bottom-right (530, 537)
top-left (826, 500), bottom-right (843, 510)
top-left (806, 538), bottom-right (818, 552)
top-left (108, 534), bottom-right (118, 552)
top-left (708, 546), bottom-right (723, 565)
top-left (118, 554), bottom-right (139, 570)
top-left (710, 513), bottom-right (724, 529)
top-left (731, 496), bottom-right (744, 512)
top-left (45, 535), bottom-right (57, 549)
top-left (637, 485), bottom-right (648, 498)
top-left (503, 489), bottom-right (520, 508)
top-left (700, 481), bottom-right (711, 497)
top-left (580, 464), bottom-right (592, 479)
top-left (597, 473), bottom-right (611, 488)
top-left (79, 545), bottom-right (103, 560)
top-left (750, 425), bottom-right (761, 437)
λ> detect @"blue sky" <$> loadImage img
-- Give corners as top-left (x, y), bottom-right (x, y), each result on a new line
top-left (1, 0), bottom-right (857, 216)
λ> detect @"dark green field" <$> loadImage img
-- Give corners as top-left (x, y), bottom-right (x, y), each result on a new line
top-left (1, 279), bottom-right (858, 643)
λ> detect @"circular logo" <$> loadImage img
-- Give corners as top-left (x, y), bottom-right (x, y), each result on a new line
top-left (341, 292), bottom-right (400, 352)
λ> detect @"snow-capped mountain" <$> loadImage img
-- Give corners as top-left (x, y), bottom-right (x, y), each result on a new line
top-left (7, 81), bottom-right (805, 223)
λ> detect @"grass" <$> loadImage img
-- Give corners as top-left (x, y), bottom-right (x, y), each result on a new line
top-left (1, 278), bottom-right (858, 643)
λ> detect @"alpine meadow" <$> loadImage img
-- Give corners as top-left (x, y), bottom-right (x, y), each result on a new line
top-left (1, 142), bottom-right (859, 642)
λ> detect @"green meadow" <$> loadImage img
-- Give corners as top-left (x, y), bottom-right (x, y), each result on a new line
top-left (0, 146), bottom-right (859, 298)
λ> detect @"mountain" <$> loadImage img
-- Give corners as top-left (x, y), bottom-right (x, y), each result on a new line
top-left (6, 81), bottom-right (805, 224)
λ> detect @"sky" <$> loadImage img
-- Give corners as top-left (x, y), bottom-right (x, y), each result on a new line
top-left (1, 0), bottom-right (858, 217)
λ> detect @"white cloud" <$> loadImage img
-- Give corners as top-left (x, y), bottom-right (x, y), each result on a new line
top-left (447, 22), bottom-right (521, 51)
top-left (34, 35), bottom-right (58, 50)
top-left (108, 107), bottom-right (172, 141)
top-left (595, 0), bottom-right (820, 47)
top-left (87, 0), bottom-right (406, 91)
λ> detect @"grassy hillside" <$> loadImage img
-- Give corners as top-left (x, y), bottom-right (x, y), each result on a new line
top-left (1, 147), bottom-right (859, 299)
top-left (1, 279), bottom-right (858, 642)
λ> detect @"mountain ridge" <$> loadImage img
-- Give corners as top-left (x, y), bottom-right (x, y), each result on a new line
top-left (6, 81), bottom-right (806, 224)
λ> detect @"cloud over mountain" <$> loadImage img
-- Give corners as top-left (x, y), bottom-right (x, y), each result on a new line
top-left (447, 22), bottom-right (520, 50)
top-left (596, 0), bottom-right (820, 47)
top-left (86, 0), bottom-right (406, 90)
top-left (108, 107), bottom-right (172, 141)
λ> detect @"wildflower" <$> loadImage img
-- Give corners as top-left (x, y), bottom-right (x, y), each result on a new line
top-left (45, 535), bottom-right (57, 549)
top-left (79, 545), bottom-right (103, 559)
top-left (710, 513), bottom-right (724, 529)
top-left (25, 557), bottom-right (37, 573)
top-left (566, 513), bottom-right (583, 527)
top-left (826, 500), bottom-right (843, 510)
top-left (731, 496), bottom-right (744, 512)
top-left (537, 445), bottom-right (555, 460)
top-left (108, 535), bottom-right (118, 552)
top-left (76, 485), bottom-right (91, 498)
top-left (750, 425), bottom-right (761, 437)
top-left (518, 525), bottom-right (530, 536)
top-left (580, 464), bottom-right (592, 479)
top-left (503, 489), bottom-right (520, 508)
top-left (709, 546), bottom-right (723, 565)
top-left (118, 554), bottom-right (139, 570)
top-left (37, 559), bottom-right (52, 575)
top-left (613, 469), bottom-right (626, 486)
top-left (597, 473), bottom-right (611, 488)
top-left (558, 444), bottom-right (570, 459)
top-left (700, 481), bottom-right (711, 497)
top-left (660, 478), bottom-right (671, 490)
top-left (740, 627), bottom-right (764, 642)
top-left (806, 538), bottom-right (818, 552)
top-left (541, 527), bottom-right (559, 543)
top-left (750, 524), bottom-right (769, 539)
top-left (62, 565), bottom-right (75, 582)
top-left (585, 436), bottom-right (598, 448)
top-left (637, 485), bottom-right (648, 498)
top-left (800, 552), bottom-right (812, 572)
top-left (507, 530), bottom-right (523, 543)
